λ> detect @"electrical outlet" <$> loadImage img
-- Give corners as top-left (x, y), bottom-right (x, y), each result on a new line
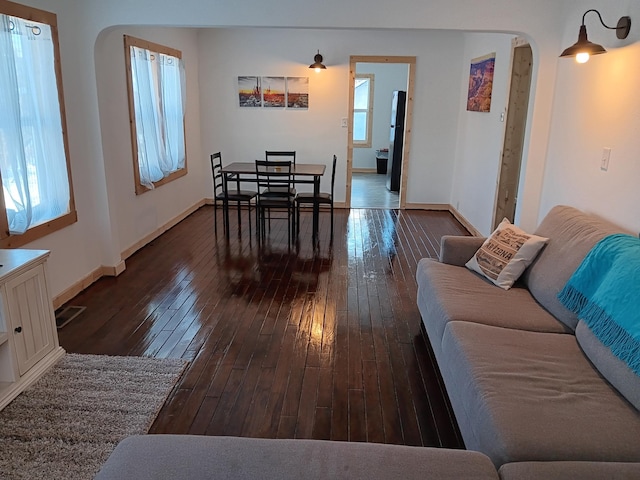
top-left (341, 118), bottom-right (348, 128)
top-left (601, 147), bottom-right (611, 171)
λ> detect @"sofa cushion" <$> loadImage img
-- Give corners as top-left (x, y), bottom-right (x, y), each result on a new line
top-left (439, 235), bottom-right (486, 266)
top-left (522, 205), bottom-right (624, 331)
top-left (416, 258), bottom-right (569, 358)
top-left (440, 321), bottom-right (640, 467)
top-left (94, 435), bottom-right (500, 480)
top-left (465, 218), bottom-right (548, 290)
top-left (576, 320), bottom-right (640, 411)
top-left (499, 461), bottom-right (640, 480)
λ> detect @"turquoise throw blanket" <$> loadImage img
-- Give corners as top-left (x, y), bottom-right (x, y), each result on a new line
top-left (557, 233), bottom-right (640, 375)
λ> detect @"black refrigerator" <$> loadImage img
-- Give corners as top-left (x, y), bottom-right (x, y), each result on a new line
top-left (386, 90), bottom-right (406, 192)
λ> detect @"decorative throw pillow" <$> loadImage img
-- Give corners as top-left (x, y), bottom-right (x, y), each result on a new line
top-left (466, 218), bottom-right (548, 290)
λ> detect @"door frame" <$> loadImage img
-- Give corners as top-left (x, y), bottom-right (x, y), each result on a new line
top-left (492, 38), bottom-right (532, 228)
top-left (346, 55), bottom-right (416, 209)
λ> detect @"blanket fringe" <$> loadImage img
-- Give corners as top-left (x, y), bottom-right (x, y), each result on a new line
top-left (559, 285), bottom-right (640, 375)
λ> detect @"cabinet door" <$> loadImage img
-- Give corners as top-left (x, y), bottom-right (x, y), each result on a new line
top-left (6, 264), bottom-right (55, 376)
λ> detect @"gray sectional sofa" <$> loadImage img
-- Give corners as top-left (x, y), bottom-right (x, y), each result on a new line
top-left (95, 205), bottom-right (640, 479)
top-left (95, 433), bottom-right (640, 479)
top-left (416, 205), bottom-right (640, 472)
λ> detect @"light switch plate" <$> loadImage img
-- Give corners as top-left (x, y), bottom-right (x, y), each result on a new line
top-left (601, 147), bottom-right (611, 171)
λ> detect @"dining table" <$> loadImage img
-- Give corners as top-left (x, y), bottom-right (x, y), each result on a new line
top-left (220, 161), bottom-right (326, 241)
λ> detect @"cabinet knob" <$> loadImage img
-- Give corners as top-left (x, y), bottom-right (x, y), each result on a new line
top-left (14, 326), bottom-right (22, 334)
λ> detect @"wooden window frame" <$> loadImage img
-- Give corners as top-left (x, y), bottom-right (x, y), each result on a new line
top-left (123, 35), bottom-right (187, 195)
top-left (353, 73), bottom-right (374, 148)
top-left (0, 0), bottom-right (77, 248)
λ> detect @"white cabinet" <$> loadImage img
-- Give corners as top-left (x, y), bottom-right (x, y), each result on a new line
top-left (0, 250), bottom-right (65, 411)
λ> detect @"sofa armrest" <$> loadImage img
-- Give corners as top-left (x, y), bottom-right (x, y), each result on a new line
top-left (439, 235), bottom-right (485, 266)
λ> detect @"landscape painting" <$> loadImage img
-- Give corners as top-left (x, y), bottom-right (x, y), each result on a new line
top-left (238, 76), bottom-right (262, 107)
top-left (286, 77), bottom-right (309, 109)
top-left (262, 76), bottom-right (286, 108)
top-left (466, 53), bottom-right (495, 112)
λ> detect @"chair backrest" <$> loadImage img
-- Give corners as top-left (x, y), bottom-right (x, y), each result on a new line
top-left (255, 159), bottom-right (293, 195)
top-left (265, 150), bottom-right (296, 166)
top-left (210, 152), bottom-right (224, 197)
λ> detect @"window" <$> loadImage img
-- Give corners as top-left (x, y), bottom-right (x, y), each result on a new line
top-left (0, 2), bottom-right (76, 248)
top-left (353, 74), bottom-right (374, 148)
top-left (124, 35), bottom-right (187, 195)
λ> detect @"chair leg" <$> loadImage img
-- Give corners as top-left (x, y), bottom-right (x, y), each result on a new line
top-left (214, 201), bottom-right (218, 235)
top-left (330, 203), bottom-right (334, 240)
top-left (260, 206), bottom-right (266, 242)
top-left (255, 202), bottom-right (261, 242)
top-left (223, 200), bottom-right (230, 239)
top-left (291, 203), bottom-right (295, 243)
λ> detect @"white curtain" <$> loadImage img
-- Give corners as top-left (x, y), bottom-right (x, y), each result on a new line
top-left (0, 15), bottom-right (71, 234)
top-left (130, 46), bottom-right (185, 189)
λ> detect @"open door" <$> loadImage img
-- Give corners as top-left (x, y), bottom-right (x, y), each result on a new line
top-left (493, 39), bottom-right (532, 228)
top-left (346, 56), bottom-right (416, 209)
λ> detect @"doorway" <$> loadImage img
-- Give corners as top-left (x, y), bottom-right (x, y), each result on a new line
top-left (346, 56), bottom-right (416, 209)
top-left (493, 39), bottom-right (532, 228)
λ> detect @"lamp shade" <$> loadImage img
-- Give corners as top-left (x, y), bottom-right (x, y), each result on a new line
top-left (560, 25), bottom-right (607, 60)
top-left (560, 13), bottom-right (631, 62)
top-left (309, 51), bottom-right (326, 71)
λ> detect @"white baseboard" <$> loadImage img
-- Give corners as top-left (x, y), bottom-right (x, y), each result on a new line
top-left (52, 199), bottom-right (479, 309)
top-left (52, 200), bottom-right (206, 309)
top-left (404, 203), bottom-right (481, 236)
top-left (404, 203), bottom-right (449, 210)
top-left (448, 205), bottom-right (482, 236)
top-left (52, 267), bottom-right (104, 309)
top-left (121, 200), bottom-right (206, 260)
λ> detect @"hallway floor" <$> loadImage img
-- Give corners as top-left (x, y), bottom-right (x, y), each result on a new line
top-left (351, 172), bottom-right (399, 209)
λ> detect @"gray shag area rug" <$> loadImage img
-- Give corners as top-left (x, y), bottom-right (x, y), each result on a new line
top-left (0, 353), bottom-right (187, 480)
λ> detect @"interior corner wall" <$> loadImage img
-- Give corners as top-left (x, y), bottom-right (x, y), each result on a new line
top-left (8, 0), bottom-right (575, 302)
top-left (197, 28), bottom-right (465, 205)
top-left (353, 63), bottom-right (409, 170)
top-left (539, 39), bottom-right (640, 234)
top-left (95, 26), bottom-right (206, 255)
top-left (450, 32), bottom-right (517, 236)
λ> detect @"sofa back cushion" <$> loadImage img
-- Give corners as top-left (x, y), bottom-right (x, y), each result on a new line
top-left (576, 320), bottom-right (640, 411)
top-left (522, 205), bottom-right (624, 330)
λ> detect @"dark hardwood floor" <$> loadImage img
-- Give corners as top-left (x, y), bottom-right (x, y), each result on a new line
top-left (58, 206), bottom-right (468, 448)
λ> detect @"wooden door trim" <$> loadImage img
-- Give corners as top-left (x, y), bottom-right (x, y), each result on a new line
top-left (346, 55), bottom-right (416, 209)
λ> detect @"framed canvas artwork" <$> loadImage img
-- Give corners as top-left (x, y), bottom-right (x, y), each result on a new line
top-left (262, 76), bottom-right (286, 108)
top-left (286, 77), bottom-right (309, 109)
top-left (238, 76), bottom-right (262, 107)
top-left (466, 53), bottom-right (495, 112)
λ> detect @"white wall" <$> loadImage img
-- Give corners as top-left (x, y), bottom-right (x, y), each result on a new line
top-left (95, 26), bottom-right (205, 255)
top-left (353, 63), bottom-right (409, 170)
top-left (451, 33), bottom-right (516, 235)
top-left (539, 1), bottom-right (640, 234)
top-left (13, 0), bottom-right (601, 300)
top-left (197, 28), bottom-right (465, 204)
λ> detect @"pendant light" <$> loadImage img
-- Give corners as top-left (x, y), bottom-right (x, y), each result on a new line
top-left (309, 50), bottom-right (326, 72)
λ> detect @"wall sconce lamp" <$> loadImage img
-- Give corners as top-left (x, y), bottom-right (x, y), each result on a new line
top-left (560, 9), bottom-right (631, 63)
top-left (309, 50), bottom-right (327, 72)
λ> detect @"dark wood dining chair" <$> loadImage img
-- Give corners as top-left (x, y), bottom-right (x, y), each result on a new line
top-left (265, 151), bottom-right (296, 196)
top-left (295, 154), bottom-right (337, 239)
top-left (255, 159), bottom-right (296, 245)
top-left (210, 152), bottom-right (257, 238)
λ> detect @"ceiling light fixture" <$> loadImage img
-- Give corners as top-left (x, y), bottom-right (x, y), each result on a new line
top-left (309, 50), bottom-right (326, 72)
top-left (560, 9), bottom-right (631, 63)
